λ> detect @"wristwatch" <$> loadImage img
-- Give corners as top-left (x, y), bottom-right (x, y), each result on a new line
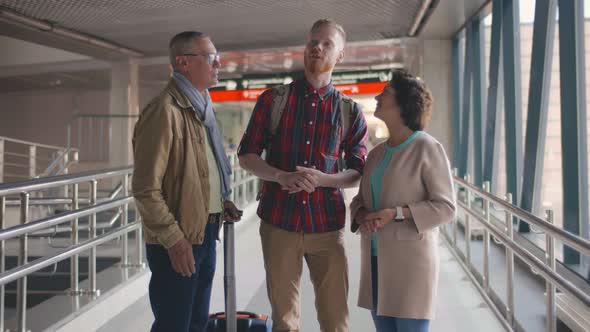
top-left (394, 206), bottom-right (405, 222)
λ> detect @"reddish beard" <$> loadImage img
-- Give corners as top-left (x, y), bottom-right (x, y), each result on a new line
top-left (304, 56), bottom-right (334, 74)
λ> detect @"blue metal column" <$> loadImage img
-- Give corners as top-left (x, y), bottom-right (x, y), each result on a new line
top-left (472, 19), bottom-right (486, 187)
top-left (459, 26), bottom-right (473, 178)
top-left (453, 37), bottom-right (462, 169)
top-left (502, 0), bottom-right (523, 211)
top-left (484, 0), bottom-right (503, 191)
top-left (558, 0), bottom-right (589, 265)
top-left (520, 0), bottom-right (557, 232)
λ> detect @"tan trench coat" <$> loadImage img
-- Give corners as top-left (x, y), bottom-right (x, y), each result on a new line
top-left (350, 132), bottom-right (455, 319)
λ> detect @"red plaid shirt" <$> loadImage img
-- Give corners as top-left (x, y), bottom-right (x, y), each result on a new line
top-left (238, 79), bottom-right (368, 233)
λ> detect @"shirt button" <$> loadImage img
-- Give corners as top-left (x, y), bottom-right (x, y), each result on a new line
top-left (306, 141), bottom-right (310, 144)
top-left (303, 201), bottom-right (307, 205)
top-left (304, 161), bottom-right (308, 165)
top-left (314, 90), bottom-right (317, 94)
top-left (311, 103), bottom-right (316, 107)
top-left (309, 121), bottom-right (313, 125)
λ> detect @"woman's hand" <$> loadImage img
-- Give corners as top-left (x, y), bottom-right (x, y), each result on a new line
top-left (354, 207), bottom-right (369, 224)
top-left (363, 208), bottom-right (395, 229)
top-left (355, 207), bottom-right (382, 234)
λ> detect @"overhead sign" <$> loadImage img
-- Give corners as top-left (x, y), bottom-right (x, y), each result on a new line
top-left (210, 82), bottom-right (387, 102)
top-left (210, 69), bottom-right (391, 102)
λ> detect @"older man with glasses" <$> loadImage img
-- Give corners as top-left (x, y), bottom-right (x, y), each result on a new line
top-left (132, 31), bottom-right (242, 332)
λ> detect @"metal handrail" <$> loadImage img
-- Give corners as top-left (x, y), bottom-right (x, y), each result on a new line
top-left (0, 197), bottom-right (132, 242)
top-left (0, 151), bottom-right (259, 331)
top-left (0, 136), bottom-right (67, 151)
top-left (449, 174), bottom-right (590, 332)
top-left (40, 148), bottom-right (79, 178)
top-left (454, 176), bottom-right (590, 257)
top-left (0, 136), bottom-right (79, 183)
top-left (0, 222), bottom-right (140, 287)
top-left (456, 200), bottom-right (590, 306)
top-left (0, 166), bottom-right (132, 196)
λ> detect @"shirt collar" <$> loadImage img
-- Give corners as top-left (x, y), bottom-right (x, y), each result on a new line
top-left (299, 78), bottom-right (335, 99)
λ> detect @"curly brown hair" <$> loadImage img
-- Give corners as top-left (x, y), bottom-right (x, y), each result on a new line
top-left (388, 69), bottom-right (433, 131)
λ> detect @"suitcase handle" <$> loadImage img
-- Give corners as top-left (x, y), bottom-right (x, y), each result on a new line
top-left (224, 222), bottom-right (237, 332)
top-left (209, 311), bottom-right (268, 320)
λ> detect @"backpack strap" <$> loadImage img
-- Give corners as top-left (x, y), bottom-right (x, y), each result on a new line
top-left (257, 84), bottom-right (290, 201)
top-left (337, 93), bottom-right (355, 171)
top-left (270, 84), bottom-right (290, 136)
top-left (339, 94), bottom-right (353, 143)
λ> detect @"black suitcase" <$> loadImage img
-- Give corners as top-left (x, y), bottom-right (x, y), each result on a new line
top-left (207, 222), bottom-right (272, 332)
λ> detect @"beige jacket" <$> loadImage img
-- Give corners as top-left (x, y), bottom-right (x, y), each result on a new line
top-left (132, 79), bottom-right (215, 249)
top-left (350, 132), bottom-right (455, 319)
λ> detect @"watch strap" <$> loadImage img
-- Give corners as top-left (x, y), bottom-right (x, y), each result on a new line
top-left (395, 206), bottom-right (404, 221)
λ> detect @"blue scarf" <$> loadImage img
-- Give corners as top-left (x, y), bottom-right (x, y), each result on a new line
top-left (172, 72), bottom-right (232, 200)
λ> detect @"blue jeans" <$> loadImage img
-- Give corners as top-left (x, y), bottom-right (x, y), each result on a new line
top-left (146, 222), bottom-right (219, 332)
top-left (371, 256), bottom-right (430, 332)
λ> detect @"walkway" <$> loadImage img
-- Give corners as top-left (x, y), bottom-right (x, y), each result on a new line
top-left (99, 191), bottom-right (505, 332)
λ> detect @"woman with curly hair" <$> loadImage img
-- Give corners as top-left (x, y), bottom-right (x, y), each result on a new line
top-left (350, 69), bottom-right (456, 332)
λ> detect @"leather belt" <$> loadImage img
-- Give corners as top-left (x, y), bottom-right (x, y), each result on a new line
top-left (208, 213), bottom-right (222, 224)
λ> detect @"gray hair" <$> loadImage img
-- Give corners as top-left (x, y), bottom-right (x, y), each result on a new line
top-left (169, 31), bottom-right (207, 68)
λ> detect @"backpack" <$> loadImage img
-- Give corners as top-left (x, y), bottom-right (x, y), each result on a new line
top-left (268, 84), bottom-right (353, 145)
top-left (256, 83), bottom-right (354, 200)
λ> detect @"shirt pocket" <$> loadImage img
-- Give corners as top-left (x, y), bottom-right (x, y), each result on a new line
top-left (394, 222), bottom-right (424, 241)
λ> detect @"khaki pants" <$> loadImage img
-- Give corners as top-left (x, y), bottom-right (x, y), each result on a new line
top-left (260, 222), bottom-right (349, 332)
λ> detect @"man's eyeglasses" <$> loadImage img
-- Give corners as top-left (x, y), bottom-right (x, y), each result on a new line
top-left (182, 53), bottom-right (220, 65)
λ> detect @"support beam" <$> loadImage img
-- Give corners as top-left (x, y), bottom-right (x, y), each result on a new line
top-left (501, 0), bottom-right (523, 209)
top-left (472, 19), bottom-right (486, 187)
top-left (459, 26), bottom-right (473, 178)
top-left (520, 0), bottom-right (557, 232)
top-left (109, 60), bottom-right (139, 167)
top-left (452, 37), bottom-right (462, 169)
top-left (484, 0), bottom-right (503, 191)
top-left (558, 0), bottom-right (589, 266)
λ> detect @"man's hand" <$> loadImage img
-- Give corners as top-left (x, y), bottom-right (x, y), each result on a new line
top-left (276, 170), bottom-right (319, 193)
top-left (223, 200), bottom-right (243, 222)
top-left (167, 238), bottom-right (195, 278)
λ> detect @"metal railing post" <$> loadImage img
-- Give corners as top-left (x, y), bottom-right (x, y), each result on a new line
top-left (452, 168), bottom-right (459, 246)
top-left (28, 146), bottom-right (36, 178)
top-left (0, 196), bottom-right (5, 332)
top-left (88, 180), bottom-right (99, 296)
top-left (465, 174), bottom-right (472, 265)
top-left (63, 150), bottom-right (70, 176)
top-left (505, 193), bottom-right (515, 326)
top-left (241, 170), bottom-right (246, 205)
top-left (122, 175), bottom-right (129, 267)
top-left (17, 192), bottom-right (29, 332)
top-left (0, 139), bottom-right (4, 183)
top-left (545, 209), bottom-right (556, 332)
top-left (136, 226), bottom-right (144, 268)
top-left (483, 181), bottom-right (491, 292)
top-left (70, 183), bottom-right (80, 294)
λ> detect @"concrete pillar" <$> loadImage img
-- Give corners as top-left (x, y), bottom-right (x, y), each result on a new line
top-left (420, 39), bottom-right (454, 156)
top-left (109, 59), bottom-right (139, 167)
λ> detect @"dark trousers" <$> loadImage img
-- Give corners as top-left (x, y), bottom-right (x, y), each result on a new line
top-left (371, 256), bottom-right (430, 332)
top-left (146, 222), bottom-right (219, 332)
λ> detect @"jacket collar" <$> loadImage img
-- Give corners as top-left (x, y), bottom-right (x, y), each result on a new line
top-left (166, 78), bottom-right (193, 109)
